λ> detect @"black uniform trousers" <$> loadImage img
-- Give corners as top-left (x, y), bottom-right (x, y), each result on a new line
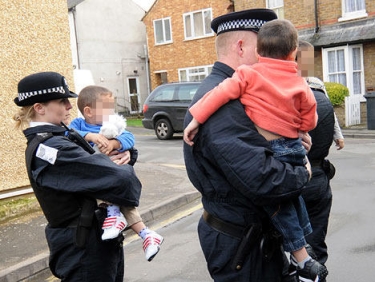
top-left (301, 167), bottom-right (332, 265)
top-left (47, 223), bottom-right (124, 282)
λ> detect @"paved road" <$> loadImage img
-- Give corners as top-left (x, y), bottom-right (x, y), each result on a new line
top-left (124, 137), bottom-right (375, 282)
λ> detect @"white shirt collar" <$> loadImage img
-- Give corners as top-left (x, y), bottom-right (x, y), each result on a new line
top-left (29, 122), bottom-right (57, 127)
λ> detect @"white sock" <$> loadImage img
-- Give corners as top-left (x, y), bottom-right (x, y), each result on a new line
top-left (297, 255), bottom-right (312, 269)
top-left (107, 205), bottom-right (121, 217)
top-left (139, 227), bottom-right (151, 240)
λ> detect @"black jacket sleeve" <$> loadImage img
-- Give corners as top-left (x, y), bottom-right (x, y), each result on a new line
top-left (33, 135), bottom-right (141, 207)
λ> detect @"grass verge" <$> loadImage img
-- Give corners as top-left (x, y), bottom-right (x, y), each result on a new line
top-left (0, 195), bottom-right (40, 224)
top-left (126, 117), bottom-right (143, 127)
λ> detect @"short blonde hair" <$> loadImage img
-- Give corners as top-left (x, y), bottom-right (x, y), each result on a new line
top-left (77, 85), bottom-right (112, 115)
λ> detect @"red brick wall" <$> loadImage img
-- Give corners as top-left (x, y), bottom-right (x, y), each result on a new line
top-left (144, 0), bottom-right (375, 103)
top-left (233, 0), bottom-right (266, 11)
top-left (143, 0), bottom-right (231, 90)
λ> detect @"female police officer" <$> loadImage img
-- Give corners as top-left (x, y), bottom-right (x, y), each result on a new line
top-left (13, 71), bottom-right (142, 281)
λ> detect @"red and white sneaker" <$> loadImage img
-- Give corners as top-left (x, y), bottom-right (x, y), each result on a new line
top-left (143, 232), bottom-right (164, 261)
top-left (101, 214), bottom-right (127, 240)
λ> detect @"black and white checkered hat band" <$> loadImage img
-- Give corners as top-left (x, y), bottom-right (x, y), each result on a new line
top-left (18, 86), bottom-right (65, 102)
top-left (217, 18), bottom-right (266, 34)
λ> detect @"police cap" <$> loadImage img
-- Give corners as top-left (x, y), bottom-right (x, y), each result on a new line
top-left (15, 72), bottom-right (78, 106)
top-left (211, 8), bottom-right (278, 35)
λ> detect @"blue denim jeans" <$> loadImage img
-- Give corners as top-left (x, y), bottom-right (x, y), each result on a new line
top-left (264, 137), bottom-right (312, 252)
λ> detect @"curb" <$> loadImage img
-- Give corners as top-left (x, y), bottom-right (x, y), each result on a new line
top-left (0, 191), bottom-right (201, 282)
top-left (342, 132), bottom-right (375, 139)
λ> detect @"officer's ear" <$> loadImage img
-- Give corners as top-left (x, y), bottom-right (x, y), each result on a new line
top-left (237, 40), bottom-right (244, 56)
top-left (33, 103), bottom-right (45, 115)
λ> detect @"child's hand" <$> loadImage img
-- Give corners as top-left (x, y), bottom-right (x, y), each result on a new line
top-left (99, 139), bottom-right (120, 155)
top-left (334, 138), bottom-right (345, 150)
top-left (183, 118), bottom-right (200, 146)
top-left (86, 133), bottom-right (109, 148)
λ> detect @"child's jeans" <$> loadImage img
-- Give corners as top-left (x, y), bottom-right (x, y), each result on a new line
top-left (264, 137), bottom-right (312, 252)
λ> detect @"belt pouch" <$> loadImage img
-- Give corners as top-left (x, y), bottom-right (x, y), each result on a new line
top-left (231, 224), bottom-right (262, 271)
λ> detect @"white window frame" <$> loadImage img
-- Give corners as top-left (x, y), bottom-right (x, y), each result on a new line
top-left (338, 0), bottom-right (367, 22)
top-left (266, 0), bottom-right (284, 19)
top-left (322, 44), bottom-right (365, 101)
top-left (183, 8), bottom-right (214, 40)
top-left (153, 17), bottom-right (172, 45)
top-left (178, 65), bottom-right (213, 82)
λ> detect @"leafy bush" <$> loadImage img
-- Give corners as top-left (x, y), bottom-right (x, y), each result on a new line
top-left (324, 82), bottom-right (349, 107)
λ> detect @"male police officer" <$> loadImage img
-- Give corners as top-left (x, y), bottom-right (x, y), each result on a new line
top-left (184, 9), bottom-right (311, 281)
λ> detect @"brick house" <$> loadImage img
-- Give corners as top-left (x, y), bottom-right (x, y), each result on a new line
top-left (143, 0), bottom-right (375, 127)
top-left (142, 0), bottom-right (234, 89)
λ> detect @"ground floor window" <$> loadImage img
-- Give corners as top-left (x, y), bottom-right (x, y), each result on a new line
top-left (322, 44), bottom-right (365, 100)
top-left (178, 65), bottom-right (213, 82)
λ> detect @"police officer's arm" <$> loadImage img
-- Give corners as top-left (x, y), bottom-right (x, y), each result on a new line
top-left (34, 136), bottom-right (141, 207)
top-left (201, 100), bottom-right (310, 206)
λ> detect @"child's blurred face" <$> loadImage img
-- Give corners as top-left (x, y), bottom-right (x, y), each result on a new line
top-left (92, 94), bottom-right (115, 124)
top-left (297, 46), bottom-right (315, 77)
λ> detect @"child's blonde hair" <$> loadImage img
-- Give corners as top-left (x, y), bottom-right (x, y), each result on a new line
top-left (77, 85), bottom-right (112, 115)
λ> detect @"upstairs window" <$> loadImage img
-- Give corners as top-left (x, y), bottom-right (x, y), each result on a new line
top-left (266, 0), bottom-right (284, 19)
top-left (184, 8), bottom-right (213, 40)
top-left (154, 17), bottom-right (172, 45)
top-left (339, 0), bottom-right (367, 21)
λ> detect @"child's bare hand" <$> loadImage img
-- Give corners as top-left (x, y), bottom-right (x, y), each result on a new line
top-left (86, 133), bottom-right (109, 148)
top-left (99, 139), bottom-right (120, 155)
top-left (334, 138), bottom-right (345, 150)
top-left (183, 118), bottom-right (200, 146)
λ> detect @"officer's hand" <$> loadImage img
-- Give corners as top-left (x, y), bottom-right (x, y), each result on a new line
top-left (300, 132), bottom-right (312, 152)
top-left (109, 150), bottom-right (131, 165)
top-left (305, 157), bottom-right (312, 180)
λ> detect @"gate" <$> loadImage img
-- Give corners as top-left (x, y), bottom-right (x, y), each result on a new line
top-left (345, 95), bottom-right (361, 127)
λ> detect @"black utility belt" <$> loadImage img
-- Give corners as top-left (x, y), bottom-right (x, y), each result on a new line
top-left (202, 210), bottom-right (247, 239)
top-left (310, 159), bottom-right (324, 167)
top-left (203, 210), bottom-right (263, 271)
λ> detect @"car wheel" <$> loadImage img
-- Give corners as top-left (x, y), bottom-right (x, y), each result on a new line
top-left (155, 118), bottom-right (173, 140)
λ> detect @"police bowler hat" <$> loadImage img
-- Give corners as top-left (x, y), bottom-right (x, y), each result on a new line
top-left (211, 8), bottom-right (277, 35)
top-left (14, 71), bottom-right (78, 106)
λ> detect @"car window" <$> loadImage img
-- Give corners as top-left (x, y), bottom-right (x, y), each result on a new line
top-left (151, 87), bottom-right (175, 101)
top-left (178, 84), bottom-right (199, 101)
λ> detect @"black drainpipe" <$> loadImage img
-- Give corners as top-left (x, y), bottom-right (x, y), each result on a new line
top-left (314, 0), bottom-right (320, 33)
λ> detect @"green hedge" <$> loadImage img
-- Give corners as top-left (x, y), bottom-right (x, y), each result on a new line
top-left (324, 82), bottom-right (349, 107)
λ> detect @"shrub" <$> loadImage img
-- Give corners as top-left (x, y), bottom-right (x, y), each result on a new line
top-left (324, 82), bottom-right (349, 107)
